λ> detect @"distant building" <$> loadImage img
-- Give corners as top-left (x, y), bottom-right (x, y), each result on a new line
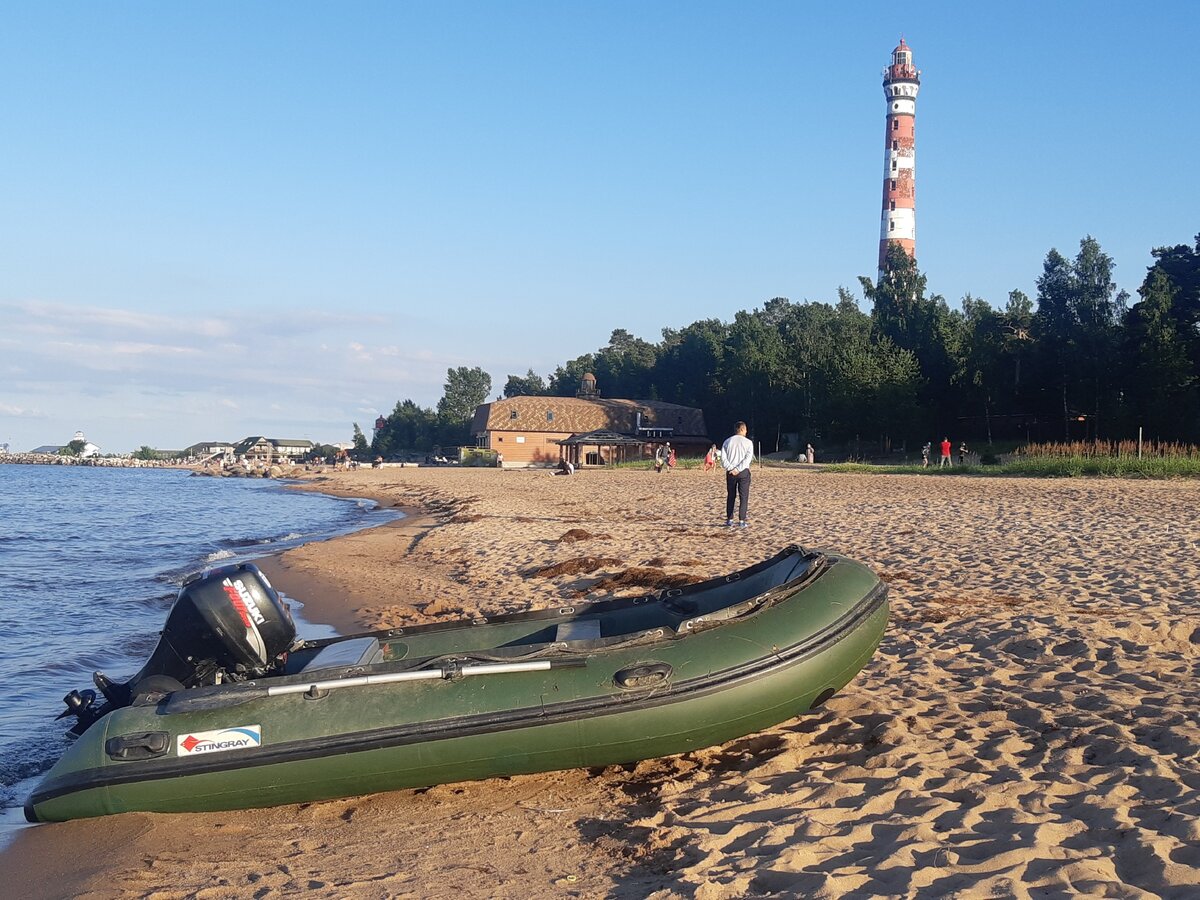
top-left (72, 431), bottom-right (101, 458)
top-left (31, 445), bottom-right (65, 455)
top-left (471, 376), bottom-right (708, 467)
top-left (233, 436), bottom-right (315, 462)
top-left (183, 441), bottom-right (235, 461)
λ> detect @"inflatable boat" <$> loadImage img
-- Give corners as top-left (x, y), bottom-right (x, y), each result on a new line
top-left (27, 544), bottom-right (887, 822)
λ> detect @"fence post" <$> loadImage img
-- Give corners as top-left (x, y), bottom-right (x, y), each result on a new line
top-left (1138, 427), bottom-right (1143, 460)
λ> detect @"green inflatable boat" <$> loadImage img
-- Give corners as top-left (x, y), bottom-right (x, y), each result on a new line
top-left (27, 544), bottom-right (887, 822)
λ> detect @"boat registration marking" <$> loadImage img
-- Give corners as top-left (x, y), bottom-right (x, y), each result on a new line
top-left (177, 725), bottom-right (263, 756)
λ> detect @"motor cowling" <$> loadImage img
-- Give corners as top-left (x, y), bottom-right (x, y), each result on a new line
top-left (132, 562), bottom-right (296, 689)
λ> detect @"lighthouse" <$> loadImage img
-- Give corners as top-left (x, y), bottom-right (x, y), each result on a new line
top-left (878, 39), bottom-right (921, 277)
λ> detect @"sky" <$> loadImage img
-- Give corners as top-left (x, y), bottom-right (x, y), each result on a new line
top-left (2, 1), bottom-right (1197, 453)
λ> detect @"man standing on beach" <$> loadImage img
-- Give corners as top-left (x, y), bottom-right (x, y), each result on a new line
top-left (721, 421), bottom-right (755, 527)
top-left (940, 437), bottom-right (952, 468)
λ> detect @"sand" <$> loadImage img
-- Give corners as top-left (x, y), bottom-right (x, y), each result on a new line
top-left (3, 465), bottom-right (1198, 899)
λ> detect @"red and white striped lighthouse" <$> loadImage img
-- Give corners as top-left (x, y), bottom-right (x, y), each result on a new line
top-left (878, 38), bottom-right (921, 276)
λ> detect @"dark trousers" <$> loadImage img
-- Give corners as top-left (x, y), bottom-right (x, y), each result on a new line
top-left (726, 469), bottom-right (750, 521)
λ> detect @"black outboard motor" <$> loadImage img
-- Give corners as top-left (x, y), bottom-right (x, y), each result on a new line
top-left (61, 563), bottom-right (296, 734)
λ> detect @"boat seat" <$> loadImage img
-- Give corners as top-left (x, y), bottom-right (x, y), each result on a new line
top-left (555, 619), bottom-right (601, 642)
top-left (299, 637), bottom-right (381, 673)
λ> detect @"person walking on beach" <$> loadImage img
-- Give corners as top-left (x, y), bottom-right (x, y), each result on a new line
top-left (939, 437), bottom-right (952, 468)
top-left (703, 444), bottom-right (718, 472)
top-left (667, 445), bottom-right (677, 471)
top-left (721, 421), bottom-right (755, 527)
top-left (805, 443), bottom-right (815, 465)
top-left (958, 442), bottom-right (968, 466)
top-left (921, 442), bottom-right (931, 468)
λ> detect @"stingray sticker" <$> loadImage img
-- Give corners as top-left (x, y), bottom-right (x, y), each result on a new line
top-left (177, 725), bottom-right (262, 756)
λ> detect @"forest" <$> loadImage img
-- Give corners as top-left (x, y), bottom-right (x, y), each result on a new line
top-left (369, 233), bottom-right (1200, 458)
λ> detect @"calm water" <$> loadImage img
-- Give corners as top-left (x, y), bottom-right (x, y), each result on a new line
top-left (0, 465), bottom-right (398, 839)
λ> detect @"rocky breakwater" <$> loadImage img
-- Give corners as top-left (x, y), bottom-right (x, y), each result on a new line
top-left (0, 453), bottom-right (179, 468)
top-left (192, 462), bottom-right (300, 479)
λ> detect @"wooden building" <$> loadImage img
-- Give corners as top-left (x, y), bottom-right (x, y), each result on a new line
top-left (470, 378), bottom-right (708, 468)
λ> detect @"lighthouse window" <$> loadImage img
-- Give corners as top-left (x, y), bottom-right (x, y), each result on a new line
top-left (892, 118), bottom-right (898, 131)
top-left (892, 140), bottom-right (899, 150)
top-left (890, 221), bottom-right (896, 232)
top-left (890, 200), bottom-right (896, 210)
top-left (891, 179), bottom-right (897, 190)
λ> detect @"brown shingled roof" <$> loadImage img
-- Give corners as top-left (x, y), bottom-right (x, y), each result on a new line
top-left (472, 396), bottom-right (707, 438)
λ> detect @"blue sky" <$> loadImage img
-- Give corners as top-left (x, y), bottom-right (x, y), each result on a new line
top-left (2, 2), bottom-right (1196, 453)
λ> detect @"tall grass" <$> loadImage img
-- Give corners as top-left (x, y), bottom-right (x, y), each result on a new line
top-left (606, 444), bottom-right (1200, 478)
top-left (1015, 440), bottom-right (1200, 460)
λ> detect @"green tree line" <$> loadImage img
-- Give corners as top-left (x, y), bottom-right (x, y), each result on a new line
top-left (368, 233), bottom-right (1200, 455)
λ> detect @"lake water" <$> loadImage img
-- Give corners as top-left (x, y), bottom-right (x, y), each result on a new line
top-left (0, 465), bottom-right (398, 843)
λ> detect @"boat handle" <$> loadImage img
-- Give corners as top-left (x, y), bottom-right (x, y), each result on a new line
top-left (613, 663), bottom-right (672, 690)
top-left (105, 731), bottom-right (170, 761)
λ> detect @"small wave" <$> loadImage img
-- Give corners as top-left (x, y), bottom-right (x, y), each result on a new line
top-left (205, 548), bottom-right (236, 562)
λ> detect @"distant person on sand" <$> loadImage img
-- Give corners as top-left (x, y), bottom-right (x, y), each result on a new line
top-left (667, 445), bottom-right (676, 471)
top-left (654, 444), bottom-right (668, 473)
top-left (940, 437), bottom-right (952, 468)
top-left (806, 443), bottom-right (815, 464)
top-left (703, 444), bottom-right (718, 472)
top-left (922, 442), bottom-right (931, 468)
top-left (721, 421), bottom-right (755, 528)
top-left (958, 442), bottom-right (968, 466)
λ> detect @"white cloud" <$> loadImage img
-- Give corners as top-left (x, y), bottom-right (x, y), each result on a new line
top-left (0, 401), bottom-right (46, 418)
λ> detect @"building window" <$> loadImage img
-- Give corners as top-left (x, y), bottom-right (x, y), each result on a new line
top-left (890, 221), bottom-right (895, 231)
top-left (546, 410), bottom-right (554, 423)
top-left (891, 179), bottom-right (896, 190)
top-left (890, 200), bottom-right (896, 210)
top-left (892, 118), bottom-right (898, 131)
top-left (509, 409), bottom-right (518, 420)
top-left (892, 140), bottom-right (898, 150)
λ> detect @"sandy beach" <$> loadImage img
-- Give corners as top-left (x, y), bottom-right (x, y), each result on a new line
top-left (3, 465), bottom-right (1198, 899)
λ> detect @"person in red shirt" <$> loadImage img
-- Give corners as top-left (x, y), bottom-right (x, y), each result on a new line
top-left (939, 437), bottom-right (952, 468)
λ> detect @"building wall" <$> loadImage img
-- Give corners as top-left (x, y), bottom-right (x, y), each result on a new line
top-left (485, 430), bottom-right (573, 466)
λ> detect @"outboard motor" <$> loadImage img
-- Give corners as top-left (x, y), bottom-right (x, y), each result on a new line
top-left (61, 563), bottom-right (296, 734)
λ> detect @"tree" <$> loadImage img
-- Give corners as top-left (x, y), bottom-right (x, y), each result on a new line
top-left (60, 439), bottom-right (87, 457)
top-left (436, 366), bottom-right (492, 446)
top-left (437, 367), bottom-right (492, 424)
top-left (957, 295), bottom-right (1007, 444)
top-left (1033, 248), bottom-right (1077, 437)
top-left (1032, 237), bottom-right (1122, 438)
top-left (860, 246), bottom-right (958, 435)
top-left (373, 399), bottom-right (438, 457)
top-left (1122, 268), bottom-right (1197, 440)
top-left (132, 446), bottom-right (159, 461)
top-left (503, 369), bottom-right (548, 398)
top-left (352, 424), bottom-right (370, 458)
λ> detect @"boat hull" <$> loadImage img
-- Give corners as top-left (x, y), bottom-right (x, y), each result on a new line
top-left (28, 550), bottom-right (887, 821)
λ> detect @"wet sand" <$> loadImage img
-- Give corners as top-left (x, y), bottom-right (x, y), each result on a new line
top-left (3, 465), bottom-right (1198, 898)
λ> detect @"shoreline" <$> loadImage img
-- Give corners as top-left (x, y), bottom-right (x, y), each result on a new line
top-left (3, 466), bottom-right (1198, 898)
top-left (256, 507), bottom-right (434, 635)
